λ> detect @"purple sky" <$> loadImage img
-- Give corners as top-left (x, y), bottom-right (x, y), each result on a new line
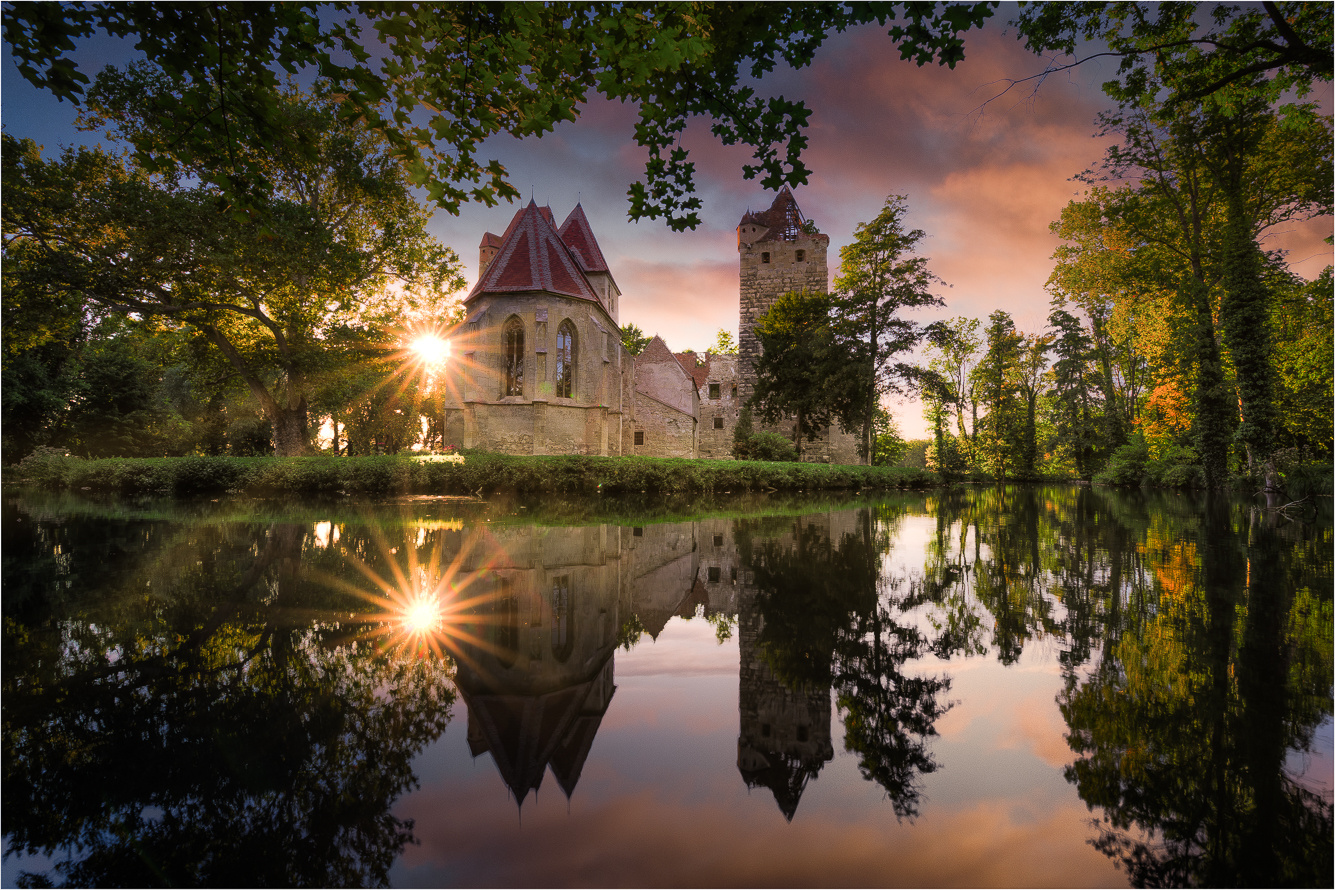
top-left (4, 6), bottom-right (1330, 438)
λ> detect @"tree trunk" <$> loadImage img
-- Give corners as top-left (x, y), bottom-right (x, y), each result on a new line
top-left (1218, 189), bottom-right (1278, 485)
top-left (272, 400), bottom-right (309, 456)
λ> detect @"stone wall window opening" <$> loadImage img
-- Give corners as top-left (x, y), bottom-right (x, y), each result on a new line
top-left (555, 320), bottom-right (576, 398)
top-left (713, 533), bottom-right (723, 547)
top-left (503, 316), bottom-right (524, 397)
top-left (708, 566), bottom-right (720, 583)
top-left (731, 384), bottom-right (738, 399)
top-left (713, 416), bottom-right (724, 429)
top-left (709, 382), bottom-right (720, 400)
top-left (632, 526), bottom-right (643, 537)
top-left (795, 249), bottom-right (805, 262)
top-left (551, 574), bottom-right (574, 663)
top-left (634, 430), bottom-right (644, 446)
top-left (761, 251), bottom-right (770, 263)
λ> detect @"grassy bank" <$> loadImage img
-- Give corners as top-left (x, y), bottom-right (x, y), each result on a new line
top-left (6, 450), bottom-right (938, 498)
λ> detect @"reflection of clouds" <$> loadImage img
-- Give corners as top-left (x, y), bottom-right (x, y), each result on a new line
top-left (397, 777), bottom-right (1119, 887)
top-left (931, 656), bottom-right (1071, 769)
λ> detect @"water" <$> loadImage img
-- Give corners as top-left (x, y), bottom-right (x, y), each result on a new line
top-left (3, 487), bottom-right (1331, 887)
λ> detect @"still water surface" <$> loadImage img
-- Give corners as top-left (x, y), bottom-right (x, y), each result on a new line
top-left (3, 487), bottom-right (1331, 887)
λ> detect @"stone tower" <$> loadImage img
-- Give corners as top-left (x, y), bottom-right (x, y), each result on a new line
top-left (737, 187), bottom-right (830, 406)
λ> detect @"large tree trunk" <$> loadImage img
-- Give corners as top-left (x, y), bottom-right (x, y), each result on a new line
top-left (271, 400), bottom-right (310, 457)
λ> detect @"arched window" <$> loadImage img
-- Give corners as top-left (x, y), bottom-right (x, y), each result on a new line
top-left (555, 320), bottom-right (576, 399)
top-left (503, 316), bottom-right (524, 397)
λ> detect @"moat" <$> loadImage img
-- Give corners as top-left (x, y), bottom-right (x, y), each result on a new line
top-left (3, 486), bottom-right (1331, 887)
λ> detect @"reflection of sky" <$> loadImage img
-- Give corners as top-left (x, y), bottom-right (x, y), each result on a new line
top-left (390, 565), bottom-right (1125, 888)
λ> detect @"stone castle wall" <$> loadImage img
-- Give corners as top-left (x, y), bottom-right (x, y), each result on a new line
top-left (737, 231), bottom-right (831, 407)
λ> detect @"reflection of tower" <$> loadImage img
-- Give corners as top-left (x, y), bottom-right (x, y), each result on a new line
top-left (735, 584), bottom-right (834, 821)
top-left (452, 526), bottom-right (625, 806)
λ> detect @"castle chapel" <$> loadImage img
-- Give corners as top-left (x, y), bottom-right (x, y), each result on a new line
top-left (441, 187), bottom-right (858, 464)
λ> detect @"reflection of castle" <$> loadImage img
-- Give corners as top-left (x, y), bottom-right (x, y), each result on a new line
top-left (448, 514), bottom-right (844, 815)
top-left (451, 526), bottom-right (626, 805)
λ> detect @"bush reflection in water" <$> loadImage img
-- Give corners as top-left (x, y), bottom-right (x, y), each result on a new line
top-left (2, 487), bottom-right (1331, 887)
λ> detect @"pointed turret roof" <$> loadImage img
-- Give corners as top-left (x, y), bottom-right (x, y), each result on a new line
top-left (558, 204), bottom-right (610, 274)
top-left (467, 200), bottom-right (602, 305)
top-left (737, 186), bottom-right (812, 243)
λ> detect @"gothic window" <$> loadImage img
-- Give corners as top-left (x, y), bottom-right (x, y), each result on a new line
top-left (761, 251), bottom-right (770, 263)
top-left (503, 316), bottom-right (524, 397)
top-left (713, 416), bottom-right (724, 429)
top-left (556, 320), bottom-right (576, 398)
top-left (709, 383), bottom-right (720, 399)
top-left (551, 575), bottom-right (574, 663)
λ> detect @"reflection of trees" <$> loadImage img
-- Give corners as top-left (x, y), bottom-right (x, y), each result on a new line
top-left (2, 511), bottom-right (454, 888)
top-left (737, 506), bottom-right (951, 819)
top-left (1060, 499), bottom-right (1333, 887)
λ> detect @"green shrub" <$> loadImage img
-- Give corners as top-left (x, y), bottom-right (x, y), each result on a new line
top-left (1146, 445), bottom-right (1201, 488)
top-left (1094, 438), bottom-right (1150, 487)
top-left (745, 432), bottom-right (798, 462)
top-left (12, 447), bottom-right (77, 487)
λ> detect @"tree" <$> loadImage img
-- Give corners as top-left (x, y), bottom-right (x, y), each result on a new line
top-left (711, 328), bottom-right (739, 355)
top-left (872, 407), bottom-right (907, 466)
top-left (750, 289), bottom-right (859, 459)
top-left (620, 323), bottom-right (650, 357)
top-left (1013, 3), bottom-right (1332, 114)
top-left (5, 2), bottom-right (996, 230)
top-left (1271, 267), bottom-right (1334, 459)
top-left (2, 81), bottom-right (464, 456)
top-left (921, 316), bottom-right (982, 465)
top-left (1026, 3), bottom-right (1332, 488)
top-left (1047, 308), bottom-right (1102, 480)
top-left (971, 311), bottom-right (1023, 480)
top-left (831, 195), bottom-right (947, 462)
top-left (1014, 332), bottom-right (1051, 478)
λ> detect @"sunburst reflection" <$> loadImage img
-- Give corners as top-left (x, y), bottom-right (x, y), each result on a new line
top-left (313, 522), bottom-right (519, 675)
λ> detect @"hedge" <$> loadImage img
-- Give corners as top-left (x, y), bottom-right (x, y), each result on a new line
top-left (7, 449), bottom-right (939, 498)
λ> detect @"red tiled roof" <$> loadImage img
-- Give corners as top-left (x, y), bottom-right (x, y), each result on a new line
top-left (467, 201), bottom-right (602, 304)
top-left (674, 352), bottom-right (710, 390)
top-left (558, 204), bottom-right (610, 274)
top-left (479, 232), bottom-right (503, 248)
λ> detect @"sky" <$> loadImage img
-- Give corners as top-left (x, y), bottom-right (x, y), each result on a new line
top-left (3, 4), bottom-right (1331, 438)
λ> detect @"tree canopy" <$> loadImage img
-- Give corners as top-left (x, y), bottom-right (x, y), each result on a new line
top-left (2, 78), bottom-right (464, 456)
top-left (4, 1), bottom-right (997, 229)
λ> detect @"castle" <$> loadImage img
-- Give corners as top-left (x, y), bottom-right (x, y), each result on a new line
top-left (441, 187), bottom-right (858, 464)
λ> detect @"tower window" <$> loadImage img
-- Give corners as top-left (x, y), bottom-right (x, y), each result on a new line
top-left (795, 249), bottom-right (805, 262)
top-left (731, 384), bottom-right (738, 398)
top-left (709, 383), bottom-right (720, 399)
top-left (713, 534), bottom-right (723, 547)
top-left (709, 566), bottom-right (720, 583)
top-left (713, 416), bottom-right (724, 429)
top-left (635, 431), bottom-right (644, 446)
top-left (761, 252), bottom-right (770, 263)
